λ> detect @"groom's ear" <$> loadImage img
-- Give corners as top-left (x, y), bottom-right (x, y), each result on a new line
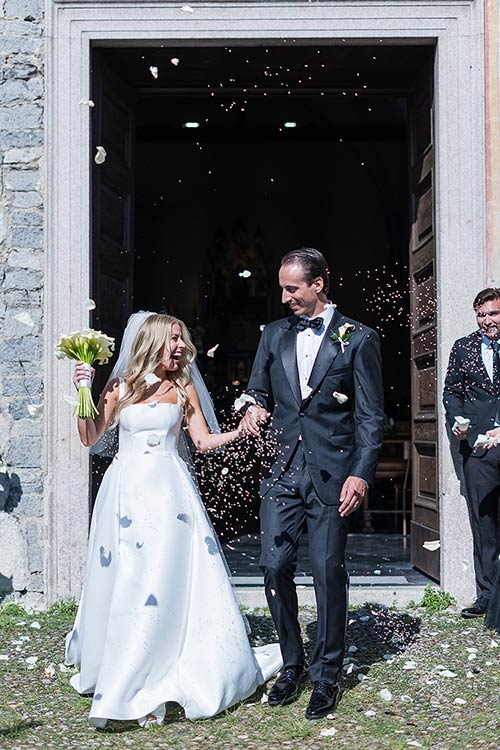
top-left (312, 276), bottom-right (324, 294)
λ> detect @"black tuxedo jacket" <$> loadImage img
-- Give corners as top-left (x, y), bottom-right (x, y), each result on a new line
top-left (443, 331), bottom-right (500, 457)
top-left (245, 309), bottom-right (384, 505)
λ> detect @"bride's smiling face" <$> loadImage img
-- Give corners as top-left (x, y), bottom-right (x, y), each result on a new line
top-left (158, 323), bottom-right (187, 372)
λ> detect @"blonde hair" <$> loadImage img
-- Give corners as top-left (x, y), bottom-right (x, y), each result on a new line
top-left (114, 314), bottom-right (196, 421)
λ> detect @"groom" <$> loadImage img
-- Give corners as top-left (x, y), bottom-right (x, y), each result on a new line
top-left (239, 248), bottom-right (384, 719)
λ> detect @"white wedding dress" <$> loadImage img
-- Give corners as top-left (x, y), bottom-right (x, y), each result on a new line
top-left (65, 392), bottom-right (282, 725)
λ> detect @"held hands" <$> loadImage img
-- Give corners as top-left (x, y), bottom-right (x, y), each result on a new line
top-left (239, 404), bottom-right (270, 437)
top-left (339, 476), bottom-right (367, 517)
top-left (73, 361), bottom-right (96, 391)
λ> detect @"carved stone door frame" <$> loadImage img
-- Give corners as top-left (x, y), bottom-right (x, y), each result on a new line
top-left (45, 0), bottom-right (486, 603)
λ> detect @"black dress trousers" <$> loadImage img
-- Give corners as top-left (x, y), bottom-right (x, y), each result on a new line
top-left (259, 443), bottom-right (349, 684)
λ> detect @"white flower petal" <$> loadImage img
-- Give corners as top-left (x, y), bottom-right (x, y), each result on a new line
top-left (333, 391), bottom-right (349, 404)
top-left (0, 655), bottom-right (9, 661)
top-left (27, 403), bottom-right (43, 417)
top-left (233, 394), bottom-right (256, 412)
top-left (79, 97), bottom-right (95, 107)
top-left (30, 621), bottom-right (41, 630)
top-left (180, 4), bottom-right (194, 11)
top-left (63, 395), bottom-right (79, 408)
top-left (379, 688), bottom-right (392, 701)
top-left (83, 298), bottom-right (96, 310)
top-left (453, 698), bottom-right (467, 705)
top-left (44, 663), bottom-right (56, 679)
top-left (94, 146), bottom-right (107, 164)
top-left (13, 311), bottom-right (34, 327)
top-left (364, 710), bottom-right (376, 717)
top-left (437, 669), bottom-right (456, 678)
top-left (144, 373), bottom-right (162, 386)
top-left (207, 344), bottom-right (219, 358)
top-left (25, 656), bottom-right (38, 665)
top-left (348, 644), bottom-right (358, 653)
top-left (260, 324), bottom-right (266, 332)
top-left (490, 639), bottom-right (499, 648)
top-left (407, 742), bottom-right (423, 748)
top-left (423, 540), bottom-right (440, 551)
top-left (320, 728), bottom-right (337, 737)
top-left (403, 661), bottom-right (417, 670)
top-left (239, 269), bottom-right (252, 278)
top-left (170, 57), bottom-right (180, 66)
top-left (149, 66), bottom-right (159, 79)
top-left (357, 673), bottom-right (368, 681)
top-left (400, 695), bottom-right (413, 703)
top-left (260, 693), bottom-right (268, 704)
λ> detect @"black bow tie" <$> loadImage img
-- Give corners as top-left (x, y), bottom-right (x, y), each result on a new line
top-left (296, 315), bottom-right (324, 332)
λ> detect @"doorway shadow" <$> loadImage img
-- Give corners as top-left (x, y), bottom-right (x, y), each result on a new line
top-left (305, 604), bottom-right (421, 691)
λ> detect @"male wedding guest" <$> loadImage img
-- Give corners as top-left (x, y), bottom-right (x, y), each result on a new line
top-left (443, 287), bottom-right (500, 618)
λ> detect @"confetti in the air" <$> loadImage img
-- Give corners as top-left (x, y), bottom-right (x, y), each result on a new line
top-left (149, 66), bottom-right (159, 79)
top-left (27, 403), bottom-right (43, 417)
top-left (94, 146), bottom-right (106, 164)
top-left (171, 58), bottom-right (180, 66)
top-left (84, 298), bottom-right (96, 310)
top-left (239, 269), bottom-right (252, 278)
top-left (79, 97), bottom-right (95, 107)
top-left (144, 373), bottom-right (162, 386)
top-left (180, 4), bottom-right (194, 11)
top-left (13, 311), bottom-right (34, 327)
top-left (423, 540), bottom-right (440, 551)
top-left (207, 344), bottom-right (219, 358)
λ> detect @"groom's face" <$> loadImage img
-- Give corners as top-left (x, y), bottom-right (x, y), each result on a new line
top-left (476, 300), bottom-right (500, 341)
top-left (279, 262), bottom-right (323, 318)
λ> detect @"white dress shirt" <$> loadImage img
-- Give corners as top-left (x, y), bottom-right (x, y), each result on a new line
top-left (481, 334), bottom-right (495, 383)
top-left (296, 304), bottom-right (335, 400)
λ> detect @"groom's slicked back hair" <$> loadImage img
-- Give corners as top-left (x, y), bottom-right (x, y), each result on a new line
top-left (473, 287), bottom-right (500, 309)
top-left (280, 247), bottom-right (330, 294)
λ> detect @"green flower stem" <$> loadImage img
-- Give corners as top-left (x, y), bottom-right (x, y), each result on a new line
top-left (73, 386), bottom-right (99, 419)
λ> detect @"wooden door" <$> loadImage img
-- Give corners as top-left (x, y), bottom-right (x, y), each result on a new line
top-left (408, 59), bottom-right (439, 580)
top-left (90, 49), bottom-right (135, 501)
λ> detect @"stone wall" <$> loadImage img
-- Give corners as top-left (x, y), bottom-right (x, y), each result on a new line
top-left (0, 0), bottom-right (44, 608)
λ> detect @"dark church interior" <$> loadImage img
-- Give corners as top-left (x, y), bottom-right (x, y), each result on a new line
top-left (91, 43), bottom-right (434, 541)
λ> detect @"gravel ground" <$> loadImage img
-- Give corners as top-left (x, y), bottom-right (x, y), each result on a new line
top-left (0, 599), bottom-right (499, 750)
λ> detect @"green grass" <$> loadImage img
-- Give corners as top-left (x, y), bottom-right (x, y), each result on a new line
top-left (0, 601), bottom-right (499, 749)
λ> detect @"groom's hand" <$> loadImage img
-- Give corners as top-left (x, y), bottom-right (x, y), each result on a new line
top-left (239, 405), bottom-right (269, 437)
top-left (338, 476), bottom-right (367, 517)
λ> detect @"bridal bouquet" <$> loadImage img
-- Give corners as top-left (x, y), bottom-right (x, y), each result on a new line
top-left (55, 328), bottom-right (115, 418)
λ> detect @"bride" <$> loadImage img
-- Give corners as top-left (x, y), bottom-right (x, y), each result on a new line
top-left (65, 311), bottom-right (282, 727)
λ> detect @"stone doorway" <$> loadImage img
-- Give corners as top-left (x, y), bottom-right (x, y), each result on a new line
top-left (45, 0), bottom-right (485, 603)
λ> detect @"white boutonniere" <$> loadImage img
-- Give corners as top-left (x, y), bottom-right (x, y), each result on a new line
top-left (330, 323), bottom-right (355, 353)
top-left (333, 391), bottom-right (349, 404)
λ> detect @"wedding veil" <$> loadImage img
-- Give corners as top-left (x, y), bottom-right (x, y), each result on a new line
top-left (90, 310), bottom-right (220, 458)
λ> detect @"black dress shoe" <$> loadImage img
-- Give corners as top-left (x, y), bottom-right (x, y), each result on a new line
top-left (461, 599), bottom-right (489, 618)
top-left (267, 665), bottom-right (305, 706)
top-left (305, 681), bottom-right (340, 720)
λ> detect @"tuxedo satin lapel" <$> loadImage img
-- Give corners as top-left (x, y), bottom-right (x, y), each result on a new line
top-left (307, 312), bottom-right (344, 394)
top-left (280, 323), bottom-right (301, 406)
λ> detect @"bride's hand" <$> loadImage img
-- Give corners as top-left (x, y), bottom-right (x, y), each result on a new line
top-left (73, 362), bottom-right (95, 391)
